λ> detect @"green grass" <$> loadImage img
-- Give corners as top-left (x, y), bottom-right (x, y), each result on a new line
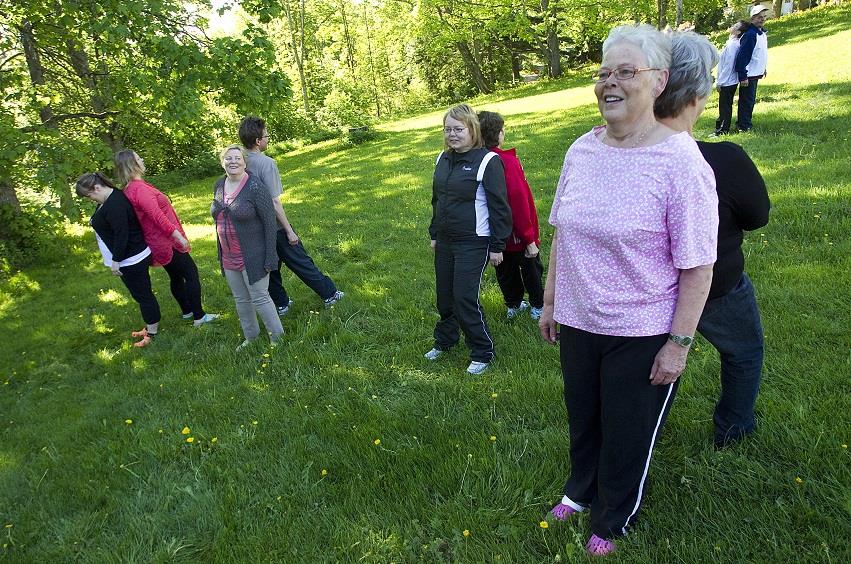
top-left (2, 4), bottom-right (851, 562)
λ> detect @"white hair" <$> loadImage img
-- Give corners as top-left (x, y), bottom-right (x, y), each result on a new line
top-left (655, 31), bottom-right (719, 118)
top-left (602, 24), bottom-right (672, 70)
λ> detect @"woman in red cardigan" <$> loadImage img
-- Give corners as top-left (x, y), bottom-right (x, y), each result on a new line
top-left (478, 111), bottom-right (544, 321)
top-left (115, 150), bottom-right (218, 327)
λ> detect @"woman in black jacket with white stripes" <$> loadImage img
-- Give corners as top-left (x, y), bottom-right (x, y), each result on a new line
top-left (426, 104), bottom-right (512, 374)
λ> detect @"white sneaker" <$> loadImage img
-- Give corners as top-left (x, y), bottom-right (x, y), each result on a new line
top-left (507, 301), bottom-right (529, 319)
top-left (530, 307), bottom-right (543, 321)
top-left (324, 290), bottom-right (344, 307)
top-left (193, 313), bottom-right (220, 327)
top-left (236, 339), bottom-right (254, 352)
top-left (467, 361), bottom-right (489, 375)
top-left (182, 312), bottom-right (193, 320)
top-left (424, 348), bottom-right (443, 361)
top-left (277, 299), bottom-right (294, 316)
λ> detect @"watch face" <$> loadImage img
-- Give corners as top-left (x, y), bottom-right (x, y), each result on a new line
top-left (669, 334), bottom-right (693, 347)
top-left (681, 336), bottom-right (694, 346)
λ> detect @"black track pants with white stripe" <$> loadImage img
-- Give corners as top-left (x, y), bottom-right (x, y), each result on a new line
top-left (559, 327), bottom-right (678, 539)
top-left (433, 237), bottom-right (495, 363)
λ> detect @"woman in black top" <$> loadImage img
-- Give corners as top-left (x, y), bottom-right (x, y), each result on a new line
top-left (76, 172), bottom-right (161, 347)
top-left (655, 32), bottom-right (770, 448)
top-left (425, 104), bottom-right (512, 375)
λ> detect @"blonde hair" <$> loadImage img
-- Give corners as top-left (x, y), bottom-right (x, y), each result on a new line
top-left (114, 150), bottom-right (144, 185)
top-left (219, 144), bottom-right (247, 162)
top-left (443, 104), bottom-right (482, 150)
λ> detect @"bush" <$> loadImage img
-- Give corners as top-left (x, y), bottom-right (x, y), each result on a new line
top-left (0, 203), bottom-right (64, 277)
top-left (343, 127), bottom-right (383, 146)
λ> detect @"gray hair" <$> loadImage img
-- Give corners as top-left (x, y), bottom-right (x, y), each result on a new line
top-left (655, 31), bottom-right (719, 119)
top-left (602, 24), bottom-right (672, 70)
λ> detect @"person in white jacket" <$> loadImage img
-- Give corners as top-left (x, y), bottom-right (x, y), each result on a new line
top-left (713, 21), bottom-right (748, 136)
top-left (733, 6), bottom-right (769, 132)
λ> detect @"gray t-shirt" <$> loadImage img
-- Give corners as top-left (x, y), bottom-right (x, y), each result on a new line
top-left (245, 150), bottom-right (283, 199)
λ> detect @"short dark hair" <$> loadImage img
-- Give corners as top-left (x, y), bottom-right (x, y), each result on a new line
top-left (478, 111), bottom-right (504, 148)
top-left (239, 116), bottom-right (266, 149)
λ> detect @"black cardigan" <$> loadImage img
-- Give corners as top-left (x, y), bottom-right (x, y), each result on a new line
top-left (90, 189), bottom-right (148, 262)
top-left (697, 141), bottom-right (770, 299)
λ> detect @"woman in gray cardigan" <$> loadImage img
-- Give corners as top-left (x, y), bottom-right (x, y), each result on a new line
top-left (212, 145), bottom-right (284, 349)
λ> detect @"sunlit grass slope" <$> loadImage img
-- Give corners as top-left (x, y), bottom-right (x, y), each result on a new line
top-left (1, 4), bottom-right (849, 562)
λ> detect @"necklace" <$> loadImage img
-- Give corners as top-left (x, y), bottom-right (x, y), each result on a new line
top-left (605, 121), bottom-right (657, 148)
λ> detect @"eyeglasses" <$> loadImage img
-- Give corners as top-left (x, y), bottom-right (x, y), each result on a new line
top-left (443, 126), bottom-right (467, 135)
top-left (593, 67), bottom-right (660, 83)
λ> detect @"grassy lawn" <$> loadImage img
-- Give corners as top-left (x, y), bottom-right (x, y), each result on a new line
top-left (2, 4), bottom-right (850, 562)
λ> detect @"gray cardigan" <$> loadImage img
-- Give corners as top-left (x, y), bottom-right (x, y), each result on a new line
top-left (211, 173), bottom-right (278, 285)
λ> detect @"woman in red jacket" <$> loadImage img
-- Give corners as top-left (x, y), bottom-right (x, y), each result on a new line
top-left (115, 150), bottom-right (218, 327)
top-left (478, 111), bottom-right (544, 320)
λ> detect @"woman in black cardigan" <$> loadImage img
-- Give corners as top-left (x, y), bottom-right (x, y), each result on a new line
top-left (76, 172), bottom-right (161, 347)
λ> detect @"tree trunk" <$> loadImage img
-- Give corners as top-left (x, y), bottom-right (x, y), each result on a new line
top-left (657, 0), bottom-right (668, 29)
top-left (340, 0), bottom-right (356, 73)
top-left (511, 52), bottom-right (521, 81)
top-left (283, 0), bottom-right (310, 116)
top-left (65, 39), bottom-right (121, 153)
top-left (362, 2), bottom-right (381, 118)
top-left (772, 0), bottom-right (783, 17)
top-left (19, 22), bottom-right (54, 126)
top-left (0, 178), bottom-right (21, 213)
top-left (541, 0), bottom-right (562, 77)
top-left (676, 0), bottom-right (683, 27)
top-left (456, 41), bottom-right (492, 94)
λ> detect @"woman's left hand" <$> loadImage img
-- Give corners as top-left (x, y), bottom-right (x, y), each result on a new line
top-left (489, 252), bottom-right (503, 266)
top-left (649, 341), bottom-right (689, 386)
top-left (110, 261), bottom-right (122, 276)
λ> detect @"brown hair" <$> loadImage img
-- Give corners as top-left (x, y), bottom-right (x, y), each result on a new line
top-left (478, 111), bottom-right (504, 148)
top-left (75, 172), bottom-right (117, 197)
top-left (114, 150), bottom-right (144, 185)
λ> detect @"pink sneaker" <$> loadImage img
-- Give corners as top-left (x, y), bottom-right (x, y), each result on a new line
top-left (550, 503), bottom-right (579, 521)
top-left (586, 534), bottom-right (616, 556)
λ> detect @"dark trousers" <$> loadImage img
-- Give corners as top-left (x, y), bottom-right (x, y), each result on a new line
top-left (162, 250), bottom-right (205, 320)
top-left (715, 84), bottom-right (738, 134)
top-left (697, 274), bottom-right (764, 447)
top-left (736, 77), bottom-right (760, 131)
top-left (559, 327), bottom-right (677, 539)
top-left (433, 238), bottom-right (495, 363)
top-left (119, 256), bottom-right (161, 325)
top-left (268, 228), bottom-right (337, 308)
top-left (494, 250), bottom-right (544, 309)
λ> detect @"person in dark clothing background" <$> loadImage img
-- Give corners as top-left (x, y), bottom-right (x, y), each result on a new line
top-left (734, 5), bottom-right (769, 132)
top-left (656, 31), bottom-right (770, 449)
top-left (76, 172), bottom-right (161, 347)
top-left (425, 104), bottom-right (512, 375)
top-left (478, 110), bottom-right (545, 322)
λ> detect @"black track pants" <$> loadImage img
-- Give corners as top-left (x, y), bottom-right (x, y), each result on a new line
top-left (559, 326), bottom-right (677, 539)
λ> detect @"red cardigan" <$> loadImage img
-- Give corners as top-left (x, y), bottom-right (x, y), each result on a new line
top-left (123, 179), bottom-right (189, 266)
top-left (492, 147), bottom-right (540, 252)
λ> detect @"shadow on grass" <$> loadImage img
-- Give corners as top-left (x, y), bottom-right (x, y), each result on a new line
top-left (763, 3), bottom-right (851, 49)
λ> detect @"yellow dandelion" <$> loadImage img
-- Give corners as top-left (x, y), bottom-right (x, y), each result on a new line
top-left (490, 435), bottom-right (497, 442)
top-left (124, 419), bottom-right (133, 425)
top-left (491, 393), bottom-right (498, 399)
top-left (374, 439), bottom-right (381, 445)
top-left (4, 524), bottom-right (12, 528)
top-left (158, 429), bottom-right (163, 434)
top-left (211, 437), bottom-right (218, 443)
top-left (181, 426), bottom-right (190, 435)
top-left (263, 353), bottom-right (270, 358)
top-left (321, 469), bottom-right (328, 476)
top-left (463, 529), bottom-right (470, 537)
top-left (842, 444), bottom-right (847, 449)
top-left (186, 437), bottom-right (194, 443)
top-left (252, 420), bottom-right (258, 425)
top-left (539, 521), bottom-right (549, 529)
top-left (795, 476), bottom-right (802, 484)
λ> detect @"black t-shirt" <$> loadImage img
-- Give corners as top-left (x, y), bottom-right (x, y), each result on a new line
top-left (697, 141), bottom-right (770, 299)
top-left (90, 189), bottom-right (148, 262)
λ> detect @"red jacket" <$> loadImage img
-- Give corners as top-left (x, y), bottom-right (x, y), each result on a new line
top-left (492, 147), bottom-right (540, 252)
top-left (123, 179), bottom-right (189, 266)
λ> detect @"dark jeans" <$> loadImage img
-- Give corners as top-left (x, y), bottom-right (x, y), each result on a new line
top-left (494, 250), bottom-right (544, 309)
top-left (559, 327), bottom-right (676, 540)
top-left (162, 250), bottom-right (205, 320)
top-left (119, 256), bottom-right (161, 325)
top-left (433, 237), bottom-right (495, 363)
top-left (715, 84), bottom-right (738, 134)
top-left (697, 273), bottom-right (764, 447)
top-left (736, 77), bottom-right (760, 131)
top-left (268, 228), bottom-right (337, 307)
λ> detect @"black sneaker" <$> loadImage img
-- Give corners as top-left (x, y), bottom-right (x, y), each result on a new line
top-left (277, 299), bottom-right (294, 316)
top-left (324, 291), bottom-right (344, 307)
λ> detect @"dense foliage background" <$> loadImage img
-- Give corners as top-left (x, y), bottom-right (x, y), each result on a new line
top-left (0, 0), bottom-right (834, 273)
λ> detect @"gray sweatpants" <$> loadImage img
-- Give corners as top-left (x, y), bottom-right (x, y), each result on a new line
top-left (224, 269), bottom-right (284, 342)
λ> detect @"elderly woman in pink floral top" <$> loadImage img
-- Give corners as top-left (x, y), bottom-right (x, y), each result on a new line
top-left (538, 25), bottom-right (718, 556)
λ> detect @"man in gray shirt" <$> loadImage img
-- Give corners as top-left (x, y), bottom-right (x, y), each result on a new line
top-left (239, 116), bottom-right (344, 312)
